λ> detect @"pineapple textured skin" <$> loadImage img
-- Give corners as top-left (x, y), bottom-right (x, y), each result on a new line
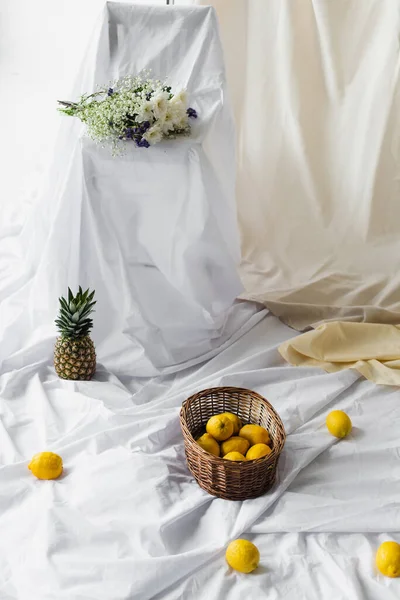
top-left (54, 287), bottom-right (97, 381)
top-left (54, 335), bottom-right (96, 380)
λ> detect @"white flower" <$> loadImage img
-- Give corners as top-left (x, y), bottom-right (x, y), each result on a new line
top-left (143, 123), bottom-right (163, 145)
top-left (64, 76), bottom-right (195, 152)
top-left (175, 117), bottom-right (189, 131)
top-left (170, 89), bottom-right (187, 106)
top-left (161, 107), bottom-right (179, 134)
top-left (151, 91), bottom-right (169, 120)
top-left (172, 107), bottom-right (188, 129)
top-left (164, 103), bottom-right (188, 131)
top-left (136, 100), bottom-right (153, 123)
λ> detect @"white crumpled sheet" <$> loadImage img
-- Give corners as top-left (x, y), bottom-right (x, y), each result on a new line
top-left (1, 3), bottom-right (400, 598)
top-left (1, 312), bottom-right (399, 599)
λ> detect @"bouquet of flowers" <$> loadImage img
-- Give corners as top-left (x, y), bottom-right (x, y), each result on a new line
top-left (58, 74), bottom-right (198, 152)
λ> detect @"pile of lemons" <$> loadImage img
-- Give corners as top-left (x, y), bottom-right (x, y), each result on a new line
top-left (196, 412), bottom-right (272, 462)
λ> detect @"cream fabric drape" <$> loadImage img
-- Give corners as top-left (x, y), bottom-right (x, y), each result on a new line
top-left (279, 321), bottom-right (400, 386)
top-left (188, 0), bottom-right (400, 331)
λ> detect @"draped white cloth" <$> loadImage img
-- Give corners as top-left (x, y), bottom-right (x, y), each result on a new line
top-left (190, 0), bottom-right (400, 330)
top-left (1, 4), bottom-right (400, 599)
top-left (0, 2), bottom-right (262, 376)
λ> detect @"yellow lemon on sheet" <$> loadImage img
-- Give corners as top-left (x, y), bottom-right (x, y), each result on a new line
top-left (223, 451), bottom-right (247, 462)
top-left (206, 414), bottom-right (234, 441)
top-left (197, 433), bottom-right (220, 457)
top-left (239, 424), bottom-right (270, 447)
top-left (376, 541), bottom-right (400, 578)
top-left (28, 452), bottom-right (63, 480)
top-left (226, 539), bottom-right (260, 573)
top-left (221, 412), bottom-right (243, 435)
top-left (326, 410), bottom-right (352, 438)
top-left (221, 436), bottom-right (250, 457)
top-left (246, 443), bottom-right (272, 461)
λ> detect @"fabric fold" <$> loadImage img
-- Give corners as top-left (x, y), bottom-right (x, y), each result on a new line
top-left (279, 321), bottom-right (400, 385)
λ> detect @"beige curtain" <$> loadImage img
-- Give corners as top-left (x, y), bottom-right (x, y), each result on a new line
top-left (182, 0), bottom-right (400, 331)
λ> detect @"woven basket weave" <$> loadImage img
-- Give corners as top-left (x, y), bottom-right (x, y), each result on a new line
top-left (180, 387), bottom-right (286, 501)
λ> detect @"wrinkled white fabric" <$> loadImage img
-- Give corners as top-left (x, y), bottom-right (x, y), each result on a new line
top-left (1, 3), bottom-right (400, 600)
top-left (1, 313), bottom-right (400, 599)
top-left (190, 0), bottom-right (400, 330)
top-left (0, 2), bottom-right (259, 374)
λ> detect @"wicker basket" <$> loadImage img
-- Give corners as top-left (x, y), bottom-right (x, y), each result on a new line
top-left (180, 387), bottom-right (286, 501)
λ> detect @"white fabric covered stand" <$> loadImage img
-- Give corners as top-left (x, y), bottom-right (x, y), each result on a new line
top-left (0, 2), bottom-right (261, 375)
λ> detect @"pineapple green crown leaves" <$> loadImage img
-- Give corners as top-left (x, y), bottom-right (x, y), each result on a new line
top-left (55, 286), bottom-right (96, 339)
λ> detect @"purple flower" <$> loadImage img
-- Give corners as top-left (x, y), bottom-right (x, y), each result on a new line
top-left (141, 121), bottom-right (150, 132)
top-left (124, 128), bottom-right (133, 139)
top-left (187, 107), bottom-right (197, 119)
top-left (107, 88), bottom-right (114, 96)
top-left (137, 138), bottom-right (150, 148)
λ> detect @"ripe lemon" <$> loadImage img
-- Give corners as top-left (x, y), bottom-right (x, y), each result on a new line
top-left (221, 412), bottom-right (243, 435)
top-left (376, 541), bottom-right (400, 577)
top-left (246, 443), bottom-right (272, 460)
top-left (197, 433), bottom-right (220, 457)
top-left (223, 451), bottom-right (247, 462)
top-left (28, 452), bottom-right (63, 480)
top-left (239, 424), bottom-right (270, 447)
top-left (326, 410), bottom-right (352, 438)
top-left (206, 414), bottom-right (234, 441)
top-left (226, 539), bottom-right (260, 573)
top-left (221, 436), bottom-right (250, 457)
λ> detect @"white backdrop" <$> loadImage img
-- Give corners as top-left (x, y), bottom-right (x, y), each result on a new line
top-left (192, 0), bottom-right (400, 330)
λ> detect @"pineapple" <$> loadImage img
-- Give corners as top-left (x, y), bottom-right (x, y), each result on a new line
top-left (54, 287), bottom-right (97, 380)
